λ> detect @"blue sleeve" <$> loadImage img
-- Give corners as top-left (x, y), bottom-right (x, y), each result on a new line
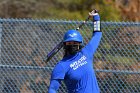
top-left (51, 63), bottom-right (65, 79)
top-left (82, 14), bottom-right (102, 58)
top-left (83, 32), bottom-right (102, 58)
top-left (48, 79), bottom-right (61, 93)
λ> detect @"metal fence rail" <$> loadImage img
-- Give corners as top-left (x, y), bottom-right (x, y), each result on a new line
top-left (0, 18), bottom-right (140, 93)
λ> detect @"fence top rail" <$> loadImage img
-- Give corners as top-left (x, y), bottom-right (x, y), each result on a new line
top-left (0, 18), bottom-right (140, 25)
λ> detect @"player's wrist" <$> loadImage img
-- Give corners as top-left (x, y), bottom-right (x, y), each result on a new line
top-left (93, 14), bottom-right (100, 31)
top-left (93, 14), bottom-right (100, 21)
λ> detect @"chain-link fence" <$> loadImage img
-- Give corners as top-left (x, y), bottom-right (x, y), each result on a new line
top-left (0, 18), bottom-right (139, 93)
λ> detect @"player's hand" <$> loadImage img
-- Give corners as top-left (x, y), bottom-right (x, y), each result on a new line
top-left (89, 9), bottom-right (98, 17)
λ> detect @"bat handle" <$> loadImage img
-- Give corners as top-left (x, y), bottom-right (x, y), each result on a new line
top-left (76, 16), bottom-right (90, 30)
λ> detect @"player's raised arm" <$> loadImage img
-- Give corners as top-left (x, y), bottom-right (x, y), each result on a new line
top-left (83, 9), bottom-right (102, 57)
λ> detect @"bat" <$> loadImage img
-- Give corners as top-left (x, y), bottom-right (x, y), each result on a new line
top-left (45, 41), bottom-right (63, 62)
top-left (44, 16), bottom-right (90, 62)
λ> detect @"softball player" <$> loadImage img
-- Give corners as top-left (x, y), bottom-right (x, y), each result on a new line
top-left (49, 9), bottom-right (102, 93)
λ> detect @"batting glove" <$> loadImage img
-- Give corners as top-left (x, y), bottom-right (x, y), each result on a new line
top-left (89, 9), bottom-right (98, 16)
top-left (89, 9), bottom-right (100, 21)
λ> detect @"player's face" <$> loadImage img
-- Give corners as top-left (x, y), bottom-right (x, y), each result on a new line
top-left (64, 41), bottom-right (81, 55)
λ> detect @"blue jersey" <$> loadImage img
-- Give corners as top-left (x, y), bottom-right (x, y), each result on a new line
top-left (50, 31), bottom-right (102, 93)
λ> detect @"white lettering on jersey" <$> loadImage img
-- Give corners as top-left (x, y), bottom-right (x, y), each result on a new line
top-left (70, 55), bottom-right (87, 70)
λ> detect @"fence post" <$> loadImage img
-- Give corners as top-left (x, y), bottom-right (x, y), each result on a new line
top-left (0, 21), bottom-right (2, 64)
